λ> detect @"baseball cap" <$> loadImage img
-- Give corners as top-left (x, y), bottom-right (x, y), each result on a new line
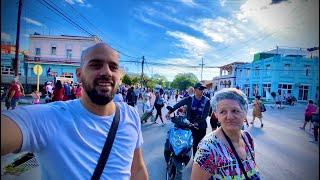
top-left (194, 82), bottom-right (206, 90)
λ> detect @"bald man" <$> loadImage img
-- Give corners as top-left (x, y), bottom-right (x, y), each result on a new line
top-left (1, 43), bottom-right (148, 180)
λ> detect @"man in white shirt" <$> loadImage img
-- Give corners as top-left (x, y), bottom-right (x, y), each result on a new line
top-left (1, 43), bottom-right (148, 180)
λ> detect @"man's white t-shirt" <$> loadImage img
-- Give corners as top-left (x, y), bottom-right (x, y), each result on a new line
top-left (2, 100), bottom-right (143, 180)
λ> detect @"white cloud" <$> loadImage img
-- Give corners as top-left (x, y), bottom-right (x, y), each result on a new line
top-left (220, 0), bottom-right (226, 7)
top-left (135, 14), bottom-right (166, 29)
top-left (74, 0), bottom-right (84, 4)
top-left (192, 17), bottom-right (245, 44)
top-left (23, 17), bottom-right (43, 27)
top-left (1, 32), bottom-right (11, 41)
top-left (139, 7), bottom-right (246, 44)
top-left (64, 0), bottom-right (75, 4)
top-left (166, 31), bottom-right (211, 58)
top-left (180, 0), bottom-right (198, 7)
top-left (65, 0), bottom-right (92, 7)
top-left (235, 0), bottom-right (319, 47)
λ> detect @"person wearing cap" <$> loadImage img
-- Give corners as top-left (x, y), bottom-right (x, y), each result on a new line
top-left (166, 82), bottom-right (211, 157)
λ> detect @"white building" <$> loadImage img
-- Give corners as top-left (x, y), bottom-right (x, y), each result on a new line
top-left (212, 62), bottom-right (249, 91)
top-left (24, 34), bottom-right (101, 86)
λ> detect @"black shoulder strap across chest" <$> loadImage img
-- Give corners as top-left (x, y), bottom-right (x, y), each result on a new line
top-left (91, 104), bottom-right (120, 180)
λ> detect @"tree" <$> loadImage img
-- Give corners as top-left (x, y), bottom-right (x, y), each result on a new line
top-left (171, 73), bottom-right (198, 91)
top-left (121, 74), bottom-right (132, 85)
top-left (151, 74), bottom-right (168, 88)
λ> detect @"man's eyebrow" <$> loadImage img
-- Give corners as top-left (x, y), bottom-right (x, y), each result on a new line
top-left (87, 59), bottom-right (104, 63)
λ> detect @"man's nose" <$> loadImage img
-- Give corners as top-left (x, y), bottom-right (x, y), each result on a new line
top-left (99, 64), bottom-right (112, 76)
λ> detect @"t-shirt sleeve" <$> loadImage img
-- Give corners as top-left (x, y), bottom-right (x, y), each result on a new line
top-left (193, 136), bottom-right (217, 174)
top-left (2, 104), bottom-right (55, 153)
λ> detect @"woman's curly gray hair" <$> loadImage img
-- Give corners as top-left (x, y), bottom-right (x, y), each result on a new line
top-left (211, 88), bottom-right (249, 113)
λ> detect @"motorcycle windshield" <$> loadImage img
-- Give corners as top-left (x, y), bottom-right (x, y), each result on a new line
top-left (169, 128), bottom-right (193, 155)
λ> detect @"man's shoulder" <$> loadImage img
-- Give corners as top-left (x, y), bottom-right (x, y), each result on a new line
top-left (116, 102), bottom-right (139, 114)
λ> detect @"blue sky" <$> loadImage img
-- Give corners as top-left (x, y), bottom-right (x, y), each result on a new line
top-left (1, 0), bottom-right (319, 81)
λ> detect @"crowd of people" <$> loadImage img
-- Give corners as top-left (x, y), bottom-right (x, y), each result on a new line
top-left (1, 42), bottom-right (318, 179)
top-left (43, 80), bottom-right (82, 103)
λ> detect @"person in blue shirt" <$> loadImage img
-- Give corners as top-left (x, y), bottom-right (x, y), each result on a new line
top-left (166, 82), bottom-right (210, 157)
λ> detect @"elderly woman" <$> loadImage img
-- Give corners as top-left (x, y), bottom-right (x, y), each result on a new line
top-left (191, 88), bottom-right (260, 180)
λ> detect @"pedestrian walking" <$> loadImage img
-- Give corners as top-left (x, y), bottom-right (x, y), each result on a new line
top-left (250, 95), bottom-right (264, 128)
top-left (300, 100), bottom-right (317, 130)
top-left (1, 43), bottom-right (149, 179)
top-left (191, 88), bottom-right (260, 180)
top-left (175, 90), bottom-right (179, 102)
top-left (5, 78), bottom-right (24, 110)
top-left (154, 91), bottom-right (165, 124)
top-left (275, 92), bottom-right (282, 109)
top-left (126, 87), bottom-right (135, 107)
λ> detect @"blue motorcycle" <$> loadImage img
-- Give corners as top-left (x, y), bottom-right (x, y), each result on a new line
top-left (164, 106), bottom-right (198, 180)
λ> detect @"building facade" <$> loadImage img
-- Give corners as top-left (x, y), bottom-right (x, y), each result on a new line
top-left (234, 47), bottom-right (319, 102)
top-left (212, 62), bottom-right (249, 91)
top-left (1, 34), bottom-right (101, 93)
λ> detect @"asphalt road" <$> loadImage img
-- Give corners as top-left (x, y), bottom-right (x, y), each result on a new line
top-left (140, 100), bottom-right (319, 180)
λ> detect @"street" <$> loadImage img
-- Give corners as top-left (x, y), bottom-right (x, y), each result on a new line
top-left (1, 98), bottom-right (319, 180)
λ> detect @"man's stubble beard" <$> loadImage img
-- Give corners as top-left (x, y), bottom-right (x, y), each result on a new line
top-left (81, 77), bottom-right (118, 105)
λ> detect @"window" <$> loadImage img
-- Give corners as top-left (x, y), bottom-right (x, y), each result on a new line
top-left (305, 65), bottom-right (311, 76)
top-left (254, 67), bottom-right (259, 76)
top-left (61, 72), bottom-right (73, 78)
top-left (266, 64), bottom-right (271, 76)
top-left (66, 49), bottom-right (72, 59)
top-left (35, 48), bottom-right (41, 56)
top-left (239, 70), bottom-right (242, 78)
top-left (1, 66), bottom-right (15, 75)
top-left (246, 69), bottom-right (250, 78)
top-left (284, 64), bottom-right (290, 74)
top-left (278, 83), bottom-right (292, 96)
top-left (244, 84), bottom-right (250, 98)
top-left (51, 46), bottom-right (56, 55)
top-left (252, 84), bottom-right (259, 97)
top-left (263, 84), bottom-right (271, 98)
top-left (298, 85), bottom-right (309, 100)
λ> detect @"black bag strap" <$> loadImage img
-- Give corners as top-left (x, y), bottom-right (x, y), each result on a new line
top-left (221, 128), bottom-right (250, 180)
top-left (91, 104), bottom-right (120, 180)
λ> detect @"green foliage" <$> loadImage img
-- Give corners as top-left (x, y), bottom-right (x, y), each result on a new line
top-left (121, 74), bottom-right (132, 85)
top-left (171, 73), bottom-right (198, 91)
top-left (151, 74), bottom-right (168, 88)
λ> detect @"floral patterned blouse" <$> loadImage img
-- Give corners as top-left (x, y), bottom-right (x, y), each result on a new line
top-left (194, 131), bottom-right (260, 180)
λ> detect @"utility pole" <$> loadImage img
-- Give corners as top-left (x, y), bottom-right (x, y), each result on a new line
top-left (141, 56), bottom-right (145, 87)
top-left (14, 0), bottom-right (22, 77)
top-left (199, 58), bottom-right (205, 81)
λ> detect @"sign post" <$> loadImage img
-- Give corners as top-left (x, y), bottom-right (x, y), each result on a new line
top-left (33, 64), bottom-right (43, 92)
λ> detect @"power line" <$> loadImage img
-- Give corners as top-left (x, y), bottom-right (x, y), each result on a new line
top-left (36, 0), bottom-right (95, 36)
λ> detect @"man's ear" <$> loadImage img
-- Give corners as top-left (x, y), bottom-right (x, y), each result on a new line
top-left (76, 68), bottom-right (81, 83)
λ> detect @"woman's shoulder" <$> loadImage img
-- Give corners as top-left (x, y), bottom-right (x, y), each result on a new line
top-left (199, 131), bottom-right (222, 148)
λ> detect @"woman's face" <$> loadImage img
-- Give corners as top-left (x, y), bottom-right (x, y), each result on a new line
top-left (215, 99), bottom-right (246, 131)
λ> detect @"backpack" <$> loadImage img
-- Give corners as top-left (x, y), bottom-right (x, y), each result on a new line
top-left (260, 102), bottom-right (266, 112)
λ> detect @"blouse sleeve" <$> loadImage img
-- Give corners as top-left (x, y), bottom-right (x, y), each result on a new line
top-left (193, 136), bottom-right (217, 174)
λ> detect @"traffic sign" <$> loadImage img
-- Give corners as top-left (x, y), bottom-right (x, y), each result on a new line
top-left (33, 65), bottom-right (43, 75)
